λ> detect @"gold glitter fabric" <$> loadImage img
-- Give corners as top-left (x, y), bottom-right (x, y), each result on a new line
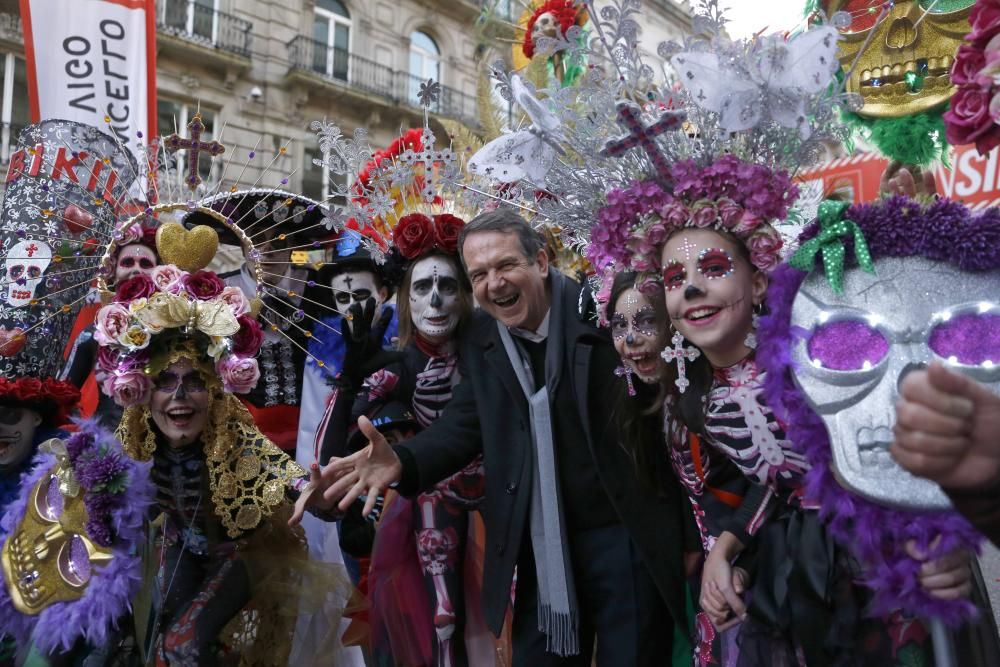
top-left (116, 392), bottom-right (305, 539)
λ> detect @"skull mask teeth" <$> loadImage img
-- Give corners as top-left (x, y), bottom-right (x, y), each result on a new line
top-left (790, 256), bottom-right (1000, 510)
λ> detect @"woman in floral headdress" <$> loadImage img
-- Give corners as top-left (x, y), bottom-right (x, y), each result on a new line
top-left (318, 212), bottom-right (492, 667)
top-left (590, 155), bottom-right (981, 666)
top-left (94, 254), bottom-right (341, 666)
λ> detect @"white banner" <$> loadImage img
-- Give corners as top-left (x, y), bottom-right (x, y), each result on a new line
top-left (19, 0), bottom-right (157, 164)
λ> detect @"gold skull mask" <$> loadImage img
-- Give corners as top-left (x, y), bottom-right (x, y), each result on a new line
top-left (827, 0), bottom-right (972, 117)
top-left (1, 444), bottom-right (112, 615)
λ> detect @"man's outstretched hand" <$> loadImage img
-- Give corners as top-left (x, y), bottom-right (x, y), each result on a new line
top-left (891, 362), bottom-right (1000, 491)
top-left (321, 415), bottom-right (404, 517)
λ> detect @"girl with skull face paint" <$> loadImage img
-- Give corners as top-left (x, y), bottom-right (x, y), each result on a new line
top-left (319, 212), bottom-right (484, 667)
top-left (590, 155), bottom-right (984, 666)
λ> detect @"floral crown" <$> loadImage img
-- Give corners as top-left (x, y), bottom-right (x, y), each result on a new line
top-left (391, 212), bottom-right (465, 260)
top-left (94, 264), bottom-right (264, 408)
top-left (588, 155), bottom-right (796, 278)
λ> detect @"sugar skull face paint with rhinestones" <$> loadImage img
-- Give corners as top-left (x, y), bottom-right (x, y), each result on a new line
top-left (660, 228), bottom-right (767, 367)
top-left (149, 358), bottom-right (212, 448)
top-left (611, 286), bottom-right (668, 384)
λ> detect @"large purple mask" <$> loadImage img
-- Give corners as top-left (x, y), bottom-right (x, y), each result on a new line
top-left (790, 256), bottom-right (1000, 510)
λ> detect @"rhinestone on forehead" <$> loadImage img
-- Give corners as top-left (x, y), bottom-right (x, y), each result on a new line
top-left (678, 238), bottom-right (698, 261)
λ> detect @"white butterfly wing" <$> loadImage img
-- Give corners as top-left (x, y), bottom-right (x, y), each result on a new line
top-left (759, 26), bottom-right (840, 94)
top-left (672, 52), bottom-right (761, 131)
top-left (510, 75), bottom-right (561, 135)
top-left (468, 131), bottom-right (545, 184)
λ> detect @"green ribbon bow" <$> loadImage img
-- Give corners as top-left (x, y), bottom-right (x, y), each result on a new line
top-left (788, 200), bottom-right (875, 294)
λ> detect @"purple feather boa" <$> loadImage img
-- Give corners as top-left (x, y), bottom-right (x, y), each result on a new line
top-left (0, 419), bottom-right (153, 654)
top-left (758, 196), bottom-right (1000, 624)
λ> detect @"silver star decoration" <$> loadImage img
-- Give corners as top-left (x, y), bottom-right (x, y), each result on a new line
top-left (322, 207), bottom-right (349, 231)
top-left (417, 79), bottom-right (441, 108)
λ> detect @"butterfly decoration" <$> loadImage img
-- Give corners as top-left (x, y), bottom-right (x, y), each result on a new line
top-left (467, 75), bottom-right (565, 186)
top-left (671, 25), bottom-right (841, 139)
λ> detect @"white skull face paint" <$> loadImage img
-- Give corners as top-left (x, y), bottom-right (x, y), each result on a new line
top-left (330, 270), bottom-right (381, 318)
top-left (5, 240), bottom-right (52, 308)
top-left (409, 256), bottom-right (461, 343)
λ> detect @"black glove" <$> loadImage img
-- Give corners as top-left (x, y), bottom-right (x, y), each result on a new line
top-left (337, 298), bottom-right (403, 390)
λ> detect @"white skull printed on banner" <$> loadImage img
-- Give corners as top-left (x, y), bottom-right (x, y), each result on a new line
top-left (408, 256), bottom-right (461, 342)
top-left (5, 240), bottom-right (52, 308)
top-left (790, 256), bottom-right (1000, 510)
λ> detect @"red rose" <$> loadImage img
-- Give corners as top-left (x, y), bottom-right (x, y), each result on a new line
top-left (393, 213), bottom-right (436, 259)
top-left (42, 379), bottom-right (81, 405)
top-left (232, 315), bottom-right (264, 356)
top-left (114, 273), bottom-right (156, 303)
top-left (12, 378), bottom-right (43, 401)
top-left (944, 86), bottom-right (1000, 155)
top-left (433, 214), bottom-right (465, 254)
top-left (183, 270), bottom-right (226, 300)
top-left (951, 44), bottom-right (987, 87)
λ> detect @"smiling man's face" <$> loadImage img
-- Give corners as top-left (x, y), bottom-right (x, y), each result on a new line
top-left (463, 230), bottom-right (550, 331)
top-left (0, 405), bottom-right (41, 472)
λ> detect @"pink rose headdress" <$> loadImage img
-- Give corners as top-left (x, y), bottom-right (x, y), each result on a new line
top-left (94, 267), bottom-right (263, 407)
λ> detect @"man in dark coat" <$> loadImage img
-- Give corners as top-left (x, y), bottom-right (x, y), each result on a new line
top-left (316, 210), bottom-right (690, 666)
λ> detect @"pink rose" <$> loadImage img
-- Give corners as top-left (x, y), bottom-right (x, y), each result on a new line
top-left (944, 86), bottom-right (1000, 155)
top-left (717, 200), bottom-right (743, 229)
top-left (217, 356), bottom-right (261, 393)
top-left (644, 222), bottom-right (669, 246)
top-left (232, 315), bottom-right (264, 356)
top-left (118, 223), bottom-right (143, 246)
top-left (748, 230), bottom-right (783, 272)
top-left (691, 205), bottom-right (718, 228)
top-left (219, 285), bottom-right (251, 317)
top-left (94, 304), bottom-right (132, 346)
top-left (630, 255), bottom-right (657, 272)
top-left (972, 0), bottom-right (1000, 46)
top-left (183, 270), bottom-right (226, 300)
top-left (151, 264), bottom-right (187, 295)
top-left (109, 370), bottom-right (152, 407)
top-left (657, 202), bottom-right (688, 227)
top-left (952, 44), bottom-right (987, 87)
top-left (114, 274), bottom-right (156, 303)
top-left (733, 211), bottom-right (764, 236)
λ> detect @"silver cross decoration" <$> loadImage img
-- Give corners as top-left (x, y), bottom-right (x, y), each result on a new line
top-left (660, 330), bottom-right (700, 393)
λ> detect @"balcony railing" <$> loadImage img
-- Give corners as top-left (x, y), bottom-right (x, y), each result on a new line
top-left (157, 0), bottom-right (252, 59)
top-left (287, 36), bottom-right (479, 127)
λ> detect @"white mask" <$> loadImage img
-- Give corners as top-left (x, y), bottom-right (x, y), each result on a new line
top-left (409, 256), bottom-right (461, 342)
top-left (330, 270), bottom-right (382, 318)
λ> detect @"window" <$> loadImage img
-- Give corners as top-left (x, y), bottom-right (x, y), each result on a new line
top-left (160, 0), bottom-right (219, 44)
top-left (0, 53), bottom-right (28, 163)
top-left (409, 31), bottom-right (440, 107)
top-left (313, 0), bottom-right (350, 81)
top-left (156, 100), bottom-right (219, 191)
top-left (302, 146), bottom-right (347, 206)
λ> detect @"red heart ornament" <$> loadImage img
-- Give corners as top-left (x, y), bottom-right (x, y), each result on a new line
top-left (62, 203), bottom-right (93, 234)
top-left (0, 327), bottom-right (26, 357)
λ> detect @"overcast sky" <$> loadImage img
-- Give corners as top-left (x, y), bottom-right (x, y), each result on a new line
top-left (720, 0), bottom-right (809, 39)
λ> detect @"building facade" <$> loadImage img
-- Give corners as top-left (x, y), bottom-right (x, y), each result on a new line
top-left (0, 0), bottom-right (691, 200)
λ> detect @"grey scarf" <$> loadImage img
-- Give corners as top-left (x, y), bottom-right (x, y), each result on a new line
top-left (497, 273), bottom-right (578, 656)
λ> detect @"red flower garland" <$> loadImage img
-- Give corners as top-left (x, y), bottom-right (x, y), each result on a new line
top-left (0, 377), bottom-right (81, 423)
top-left (392, 213), bottom-right (465, 260)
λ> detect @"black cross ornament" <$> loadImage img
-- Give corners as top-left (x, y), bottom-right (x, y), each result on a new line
top-left (601, 101), bottom-right (685, 181)
top-left (164, 113), bottom-right (226, 191)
